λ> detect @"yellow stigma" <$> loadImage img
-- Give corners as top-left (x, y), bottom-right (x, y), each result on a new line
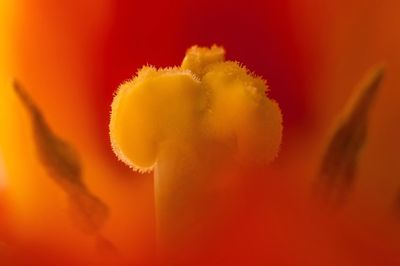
top-left (181, 45), bottom-right (225, 77)
top-left (110, 45), bottom-right (282, 172)
top-left (202, 61), bottom-right (282, 164)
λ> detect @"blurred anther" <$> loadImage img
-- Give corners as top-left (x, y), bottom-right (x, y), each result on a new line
top-left (13, 80), bottom-right (115, 252)
top-left (315, 65), bottom-right (385, 205)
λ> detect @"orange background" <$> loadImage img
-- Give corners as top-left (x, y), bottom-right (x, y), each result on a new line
top-left (1, 0), bottom-right (400, 265)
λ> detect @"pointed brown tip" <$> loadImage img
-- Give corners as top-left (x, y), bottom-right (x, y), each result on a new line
top-left (12, 79), bottom-right (37, 114)
top-left (362, 64), bottom-right (385, 96)
top-left (315, 64), bottom-right (385, 205)
top-left (343, 64), bottom-right (385, 122)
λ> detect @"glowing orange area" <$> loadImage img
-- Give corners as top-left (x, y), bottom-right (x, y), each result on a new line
top-left (0, 154), bottom-right (5, 190)
top-left (110, 45), bottom-right (282, 263)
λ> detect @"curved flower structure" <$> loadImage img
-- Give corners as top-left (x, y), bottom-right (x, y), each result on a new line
top-left (110, 45), bottom-right (282, 263)
top-left (110, 46), bottom-right (282, 170)
top-left (1, 1), bottom-right (400, 265)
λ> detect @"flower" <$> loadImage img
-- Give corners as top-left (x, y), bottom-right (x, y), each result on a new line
top-left (1, 0), bottom-right (400, 265)
top-left (110, 45), bottom-right (282, 263)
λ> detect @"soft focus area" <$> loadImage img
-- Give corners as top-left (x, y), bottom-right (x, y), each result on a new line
top-left (1, 0), bottom-right (400, 265)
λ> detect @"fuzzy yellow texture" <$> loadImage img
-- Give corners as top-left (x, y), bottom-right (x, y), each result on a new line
top-left (109, 45), bottom-right (282, 172)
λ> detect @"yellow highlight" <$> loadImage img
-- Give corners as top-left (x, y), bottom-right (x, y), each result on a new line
top-left (0, 0), bottom-right (16, 191)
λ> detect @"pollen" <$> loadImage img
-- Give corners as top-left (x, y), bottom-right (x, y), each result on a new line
top-left (110, 45), bottom-right (282, 171)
